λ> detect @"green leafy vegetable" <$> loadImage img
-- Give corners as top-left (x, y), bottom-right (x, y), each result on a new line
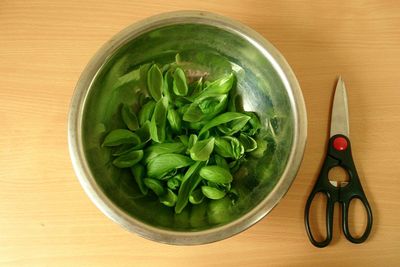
top-left (199, 165), bottom-right (233, 183)
top-left (147, 64), bottom-right (163, 101)
top-left (121, 104), bottom-right (139, 131)
top-left (112, 150), bottom-right (143, 168)
top-left (144, 178), bottom-right (165, 196)
top-left (147, 153), bottom-right (193, 179)
top-left (138, 100), bottom-right (156, 126)
top-left (102, 129), bottom-right (139, 147)
top-left (150, 97), bottom-right (168, 143)
top-left (175, 161), bottom-right (205, 214)
top-left (173, 67), bottom-right (188, 96)
top-left (160, 189), bottom-right (178, 207)
top-left (101, 59), bottom-right (267, 214)
top-left (201, 186), bottom-right (226, 200)
top-left (189, 137), bottom-right (215, 161)
top-left (131, 165), bottom-right (148, 195)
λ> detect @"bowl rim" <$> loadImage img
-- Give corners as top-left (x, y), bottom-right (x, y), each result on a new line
top-left (68, 10), bottom-right (307, 245)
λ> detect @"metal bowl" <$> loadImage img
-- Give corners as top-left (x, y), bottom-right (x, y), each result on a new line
top-left (68, 11), bottom-right (307, 245)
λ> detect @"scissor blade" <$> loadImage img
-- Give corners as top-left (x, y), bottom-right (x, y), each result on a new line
top-left (330, 76), bottom-right (350, 137)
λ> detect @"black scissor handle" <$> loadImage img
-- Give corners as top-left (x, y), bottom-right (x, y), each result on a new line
top-left (342, 195), bottom-right (373, 243)
top-left (304, 190), bottom-right (334, 248)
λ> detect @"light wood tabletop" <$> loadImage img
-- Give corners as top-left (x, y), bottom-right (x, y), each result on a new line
top-left (1, 0), bottom-right (400, 266)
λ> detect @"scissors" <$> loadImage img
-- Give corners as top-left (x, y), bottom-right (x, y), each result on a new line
top-left (304, 77), bottom-right (373, 248)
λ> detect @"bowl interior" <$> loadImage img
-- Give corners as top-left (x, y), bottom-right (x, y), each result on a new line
top-left (82, 23), bottom-right (294, 231)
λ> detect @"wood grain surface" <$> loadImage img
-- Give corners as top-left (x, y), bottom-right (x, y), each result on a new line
top-left (1, 0), bottom-right (400, 266)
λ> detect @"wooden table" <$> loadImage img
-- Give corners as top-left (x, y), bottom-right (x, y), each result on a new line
top-left (1, 1), bottom-right (400, 266)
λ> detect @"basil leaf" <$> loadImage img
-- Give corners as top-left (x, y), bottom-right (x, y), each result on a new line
top-left (189, 137), bottom-right (215, 161)
top-left (102, 129), bottom-right (137, 147)
top-left (182, 103), bottom-right (203, 122)
top-left (187, 134), bottom-right (198, 151)
top-left (225, 136), bottom-right (245, 159)
top-left (199, 112), bottom-right (250, 137)
top-left (160, 189), bottom-right (178, 207)
top-left (147, 64), bottom-right (163, 101)
top-left (130, 164), bottom-right (148, 195)
top-left (183, 94), bottom-right (228, 123)
top-left (178, 135), bottom-right (189, 147)
top-left (172, 67), bottom-right (188, 96)
top-left (199, 165), bottom-right (233, 183)
top-left (150, 97), bottom-right (168, 143)
top-left (189, 189), bottom-right (205, 204)
top-left (214, 154), bottom-right (230, 170)
top-left (143, 142), bottom-right (186, 163)
top-left (167, 107), bottom-right (181, 132)
top-left (147, 153), bottom-right (193, 178)
top-left (175, 161), bottom-right (205, 214)
top-left (239, 133), bottom-right (258, 152)
top-left (135, 121), bottom-right (151, 144)
top-left (245, 112), bottom-right (261, 136)
top-left (121, 104), bottom-right (139, 131)
top-left (167, 174), bottom-right (182, 190)
top-left (214, 136), bottom-right (234, 158)
top-left (143, 178), bottom-right (165, 196)
top-left (139, 63), bottom-right (151, 93)
top-left (113, 149), bottom-right (143, 168)
top-left (138, 100), bottom-right (156, 126)
top-left (162, 71), bottom-right (174, 103)
top-left (216, 115), bottom-right (250, 136)
top-left (201, 186), bottom-right (226, 200)
top-left (191, 73), bottom-right (234, 102)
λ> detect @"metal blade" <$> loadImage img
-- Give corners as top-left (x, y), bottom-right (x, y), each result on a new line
top-left (330, 76), bottom-right (350, 137)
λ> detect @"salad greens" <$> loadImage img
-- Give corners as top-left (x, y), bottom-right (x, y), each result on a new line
top-left (101, 60), bottom-right (262, 214)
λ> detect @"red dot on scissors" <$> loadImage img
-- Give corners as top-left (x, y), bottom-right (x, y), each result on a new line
top-left (333, 137), bottom-right (348, 151)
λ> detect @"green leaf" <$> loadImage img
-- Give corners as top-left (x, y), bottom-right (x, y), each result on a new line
top-left (239, 133), bottom-right (258, 152)
top-left (199, 165), bottom-right (233, 183)
top-left (138, 100), bottom-right (156, 126)
top-left (121, 104), bottom-right (139, 131)
top-left (135, 121), bottom-right (151, 144)
top-left (167, 174), bottom-right (182, 190)
top-left (172, 67), bottom-right (188, 96)
top-left (162, 71), bottom-right (174, 103)
top-left (150, 97), bottom-right (168, 143)
top-left (147, 153), bottom-right (193, 178)
top-left (192, 73), bottom-right (234, 102)
top-left (183, 94), bottom-right (228, 123)
top-left (214, 137), bottom-right (234, 158)
top-left (143, 142), bottom-right (186, 163)
top-left (225, 136), bottom-right (245, 159)
top-left (175, 161), bottom-right (205, 214)
top-left (189, 189), bottom-right (204, 204)
top-left (214, 154), bottom-right (230, 170)
top-left (143, 178), bottom-right (165, 196)
top-left (102, 129), bottom-right (137, 147)
top-left (130, 165), bottom-right (148, 195)
top-left (198, 112), bottom-right (250, 137)
top-left (189, 137), bottom-right (215, 161)
top-left (160, 189), bottom-right (178, 207)
top-left (147, 64), bottom-right (163, 101)
top-left (201, 186), bottom-right (226, 200)
top-left (167, 107), bottom-right (181, 132)
top-left (178, 135), bottom-right (189, 147)
top-left (187, 134), bottom-right (198, 151)
top-left (113, 150), bottom-right (143, 168)
top-left (244, 112), bottom-right (261, 135)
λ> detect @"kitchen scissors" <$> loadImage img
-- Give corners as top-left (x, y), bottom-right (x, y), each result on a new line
top-left (304, 77), bottom-right (373, 248)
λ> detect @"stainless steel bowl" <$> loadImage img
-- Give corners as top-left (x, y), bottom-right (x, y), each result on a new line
top-left (68, 11), bottom-right (307, 245)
